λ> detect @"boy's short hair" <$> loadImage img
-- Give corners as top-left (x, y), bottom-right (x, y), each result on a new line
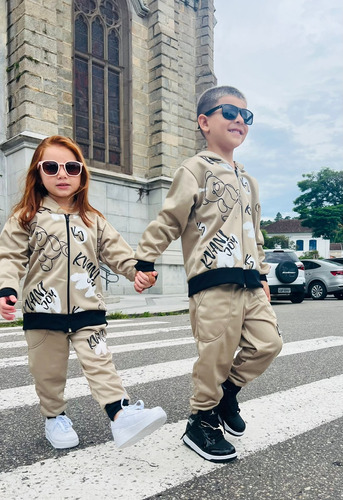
top-left (197, 85), bottom-right (247, 118)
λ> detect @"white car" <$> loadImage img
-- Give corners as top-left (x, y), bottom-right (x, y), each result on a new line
top-left (264, 249), bottom-right (306, 303)
top-left (302, 259), bottom-right (343, 300)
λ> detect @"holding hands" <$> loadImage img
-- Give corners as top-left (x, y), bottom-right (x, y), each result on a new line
top-left (0, 295), bottom-right (17, 321)
top-left (134, 271), bottom-right (158, 293)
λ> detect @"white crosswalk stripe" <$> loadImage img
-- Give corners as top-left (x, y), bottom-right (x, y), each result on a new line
top-left (0, 320), bottom-right (170, 338)
top-left (1, 313), bottom-right (343, 499)
top-left (1, 375), bottom-right (343, 499)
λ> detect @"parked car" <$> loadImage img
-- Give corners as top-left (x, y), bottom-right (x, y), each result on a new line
top-left (330, 257), bottom-right (343, 265)
top-left (302, 259), bottom-right (343, 300)
top-left (264, 249), bottom-right (306, 303)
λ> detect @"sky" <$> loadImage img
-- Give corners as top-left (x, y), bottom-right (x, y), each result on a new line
top-left (213, 0), bottom-right (343, 220)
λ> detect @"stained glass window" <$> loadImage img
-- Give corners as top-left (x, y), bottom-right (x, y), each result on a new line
top-left (73, 0), bottom-right (130, 172)
top-left (75, 58), bottom-right (89, 141)
top-left (75, 16), bottom-right (88, 53)
top-left (92, 17), bottom-right (104, 58)
top-left (108, 30), bottom-right (119, 66)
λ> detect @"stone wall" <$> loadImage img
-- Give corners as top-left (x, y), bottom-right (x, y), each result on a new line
top-left (0, 0), bottom-right (216, 294)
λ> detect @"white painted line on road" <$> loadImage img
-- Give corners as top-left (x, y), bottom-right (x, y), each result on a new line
top-left (0, 355), bottom-right (29, 369)
top-left (0, 320), bottom-right (170, 338)
top-left (0, 336), bottom-right (195, 369)
top-left (106, 320), bottom-right (170, 326)
top-left (1, 374), bottom-right (343, 499)
top-left (0, 336), bottom-right (194, 369)
top-left (0, 357), bottom-right (196, 410)
top-left (107, 324), bottom-right (191, 338)
top-left (278, 335), bottom-right (343, 356)
top-left (1, 334), bottom-right (342, 370)
top-left (1, 336), bottom-right (343, 410)
top-left (0, 325), bottom-right (192, 349)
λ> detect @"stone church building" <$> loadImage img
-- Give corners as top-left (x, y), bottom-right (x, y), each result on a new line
top-left (0, 0), bottom-right (216, 294)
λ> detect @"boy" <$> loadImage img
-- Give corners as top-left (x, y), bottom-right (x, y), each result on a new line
top-left (134, 86), bottom-right (282, 463)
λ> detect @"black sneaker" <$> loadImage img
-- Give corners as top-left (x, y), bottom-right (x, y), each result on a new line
top-left (218, 381), bottom-right (246, 436)
top-left (182, 410), bottom-right (237, 463)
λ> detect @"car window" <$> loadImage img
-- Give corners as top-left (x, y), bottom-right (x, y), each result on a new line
top-left (324, 259), bottom-right (342, 266)
top-left (303, 261), bottom-right (320, 269)
top-left (264, 251), bottom-right (298, 263)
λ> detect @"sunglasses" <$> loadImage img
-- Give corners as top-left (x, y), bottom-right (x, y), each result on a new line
top-left (204, 104), bottom-right (254, 125)
top-left (38, 160), bottom-right (83, 176)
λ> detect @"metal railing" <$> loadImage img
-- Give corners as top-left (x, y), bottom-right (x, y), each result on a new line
top-left (99, 264), bottom-right (119, 291)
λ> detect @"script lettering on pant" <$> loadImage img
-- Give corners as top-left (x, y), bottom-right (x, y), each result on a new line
top-left (87, 329), bottom-right (108, 355)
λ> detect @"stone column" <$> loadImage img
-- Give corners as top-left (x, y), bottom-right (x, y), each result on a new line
top-left (6, 0), bottom-right (60, 137)
top-left (147, 0), bottom-right (179, 179)
top-left (1, 1), bottom-right (73, 223)
top-left (195, 0), bottom-right (216, 151)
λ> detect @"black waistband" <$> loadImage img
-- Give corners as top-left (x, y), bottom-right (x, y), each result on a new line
top-left (23, 310), bottom-right (107, 333)
top-left (188, 268), bottom-right (262, 297)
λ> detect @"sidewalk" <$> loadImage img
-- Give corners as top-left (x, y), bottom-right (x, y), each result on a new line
top-left (105, 293), bottom-right (189, 316)
top-left (0, 293), bottom-right (189, 323)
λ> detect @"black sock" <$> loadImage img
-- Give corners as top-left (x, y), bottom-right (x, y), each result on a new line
top-left (105, 399), bottom-right (129, 421)
top-left (223, 380), bottom-right (241, 395)
top-left (47, 411), bottom-right (66, 419)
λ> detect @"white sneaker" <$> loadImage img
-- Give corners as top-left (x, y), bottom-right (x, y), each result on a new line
top-left (45, 415), bottom-right (79, 449)
top-left (111, 400), bottom-right (167, 449)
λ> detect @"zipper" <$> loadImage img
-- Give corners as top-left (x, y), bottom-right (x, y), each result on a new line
top-left (65, 214), bottom-right (72, 332)
top-left (234, 162), bottom-right (247, 283)
top-left (234, 161), bottom-right (239, 179)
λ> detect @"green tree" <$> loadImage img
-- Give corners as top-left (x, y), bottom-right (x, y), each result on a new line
top-left (293, 168), bottom-right (343, 240)
top-left (275, 212), bottom-right (283, 221)
top-left (260, 219), bottom-right (273, 227)
top-left (262, 231), bottom-right (292, 249)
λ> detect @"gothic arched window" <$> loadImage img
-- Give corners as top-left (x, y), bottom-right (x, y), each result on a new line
top-left (73, 0), bottom-right (131, 173)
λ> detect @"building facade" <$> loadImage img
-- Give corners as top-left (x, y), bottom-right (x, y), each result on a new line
top-left (264, 220), bottom-right (330, 259)
top-left (0, 0), bottom-right (216, 294)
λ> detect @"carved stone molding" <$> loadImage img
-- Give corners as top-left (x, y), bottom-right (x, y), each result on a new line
top-left (130, 0), bottom-right (150, 17)
top-left (180, 0), bottom-right (200, 11)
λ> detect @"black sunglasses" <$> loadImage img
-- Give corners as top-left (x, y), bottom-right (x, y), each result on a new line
top-left (204, 104), bottom-right (254, 125)
top-left (38, 160), bottom-right (83, 176)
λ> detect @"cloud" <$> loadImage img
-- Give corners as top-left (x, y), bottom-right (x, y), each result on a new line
top-left (214, 0), bottom-right (343, 219)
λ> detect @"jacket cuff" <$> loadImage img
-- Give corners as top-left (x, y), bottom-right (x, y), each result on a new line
top-left (135, 260), bottom-right (156, 272)
top-left (0, 288), bottom-right (18, 298)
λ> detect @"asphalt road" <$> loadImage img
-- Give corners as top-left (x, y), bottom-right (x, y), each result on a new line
top-left (0, 298), bottom-right (342, 499)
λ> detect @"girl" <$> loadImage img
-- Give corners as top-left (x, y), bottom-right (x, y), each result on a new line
top-left (0, 136), bottom-right (166, 450)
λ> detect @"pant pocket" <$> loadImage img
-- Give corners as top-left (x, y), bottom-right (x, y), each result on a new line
top-left (192, 285), bottom-right (235, 343)
top-left (25, 329), bottom-right (49, 349)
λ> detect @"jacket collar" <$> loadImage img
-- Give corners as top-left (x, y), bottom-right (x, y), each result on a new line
top-left (41, 196), bottom-right (76, 214)
top-left (197, 150), bottom-right (245, 172)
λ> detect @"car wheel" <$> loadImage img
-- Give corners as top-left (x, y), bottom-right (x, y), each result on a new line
top-left (333, 292), bottom-right (343, 300)
top-left (275, 261), bottom-right (299, 283)
top-left (290, 293), bottom-right (305, 303)
top-left (309, 281), bottom-right (327, 300)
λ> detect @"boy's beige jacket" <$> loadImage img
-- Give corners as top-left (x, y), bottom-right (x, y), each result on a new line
top-left (0, 197), bottom-right (136, 332)
top-left (135, 151), bottom-right (270, 296)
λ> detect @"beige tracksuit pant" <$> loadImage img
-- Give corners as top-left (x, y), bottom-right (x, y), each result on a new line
top-left (25, 324), bottom-right (127, 417)
top-left (189, 284), bottom-right (283, 412)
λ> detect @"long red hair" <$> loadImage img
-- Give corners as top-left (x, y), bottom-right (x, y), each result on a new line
top-left (12, 136), bottom-right (104, 228)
